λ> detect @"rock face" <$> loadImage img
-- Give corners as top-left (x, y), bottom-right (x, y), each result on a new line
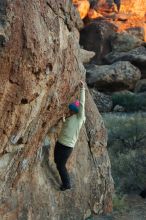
top-left (86, 61), bottom-right (141, 91)
top-left (0, 1), bottom-right (113, 219)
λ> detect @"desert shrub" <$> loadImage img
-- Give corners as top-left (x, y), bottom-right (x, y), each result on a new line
top-left (110, 149), bottom-right (146, 193)
top-left (103, 113), bottom-right (146, 152)
top-left (103, 113), bottom-right (146, 193)
top-left (112, 93), bottom-right (146, 111)
top-left (112, 193), bottom-right (126, 212)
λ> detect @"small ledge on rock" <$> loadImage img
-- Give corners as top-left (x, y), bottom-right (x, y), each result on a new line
top-left (46, 63), bottom-right (53, 75)
top-left (21, 98), bottom-right (28, 104)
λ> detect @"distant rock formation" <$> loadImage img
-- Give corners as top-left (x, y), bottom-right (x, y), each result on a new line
top-left (86, 61), bottom-right (141, 91)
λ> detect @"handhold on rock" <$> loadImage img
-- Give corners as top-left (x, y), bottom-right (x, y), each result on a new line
top-left (43, 135), bottom-right (50, 148)
top-left (10, 134), bottom-right (21, 145)
top-left (0, 34), bottom-right (6, 47)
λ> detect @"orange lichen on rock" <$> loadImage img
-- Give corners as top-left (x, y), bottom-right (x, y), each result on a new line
top-left (87, 9), bottom-right (103, 19)
top-left (117, 0), bottom-right (146, 40)
top-left (72, 0), bottom-right (146, 41)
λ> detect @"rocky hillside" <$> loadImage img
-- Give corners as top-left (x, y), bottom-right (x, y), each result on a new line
top-left (0, 1), bottom-right (113, 220)
top-left (77, 1), bottom-right (146, 219)
top-left (80, 18), bottom-right (146, 112)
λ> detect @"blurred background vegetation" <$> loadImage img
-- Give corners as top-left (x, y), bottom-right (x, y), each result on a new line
top-left (103, 113), bottom-right (146, 194)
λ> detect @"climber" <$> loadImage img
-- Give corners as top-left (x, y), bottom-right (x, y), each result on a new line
top-left (54, 80), bottom-right (86, 191)
top-left (114, 0), bottom-right (121, 12)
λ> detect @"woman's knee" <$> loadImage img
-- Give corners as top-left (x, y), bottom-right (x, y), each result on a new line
top-left (56, 162), bottom-right (66, 172)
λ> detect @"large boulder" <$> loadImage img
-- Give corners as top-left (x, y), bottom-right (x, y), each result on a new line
top-left (89, 88), bottom-right (113, 112)
top-left (86, 61), bottom-right (141, 91)
top-left (80, 20), bottom-right (117, 64)
top-left (110, 32), bottom-right (143, 52)
top-left (105, 46), bottom-right (146, 78)
top-left (0, 0), bottom-right (113, 219)
top-left (126, 27), bottom-right (145, 41)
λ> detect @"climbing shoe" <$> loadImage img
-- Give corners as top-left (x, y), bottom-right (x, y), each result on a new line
top-left (60, 185), bottom-right (71, 191)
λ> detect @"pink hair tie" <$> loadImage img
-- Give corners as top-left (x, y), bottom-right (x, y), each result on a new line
top-left (74, 100), bottom-right (80, 107)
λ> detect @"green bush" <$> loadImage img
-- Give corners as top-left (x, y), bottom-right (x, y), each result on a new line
top-left (112, 193), bottom-right (126, 212)
top-left (112, 93), bottom-right (146, 112)
top-left (103, 113), bottom-right (146, 151)
top-left (103, 113), bottom-right (146, 193)
top-left (110, 149), bottom-right (146, 193)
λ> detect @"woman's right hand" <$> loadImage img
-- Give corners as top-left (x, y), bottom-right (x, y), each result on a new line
top-left (79, 80), bottom-right (84, 88)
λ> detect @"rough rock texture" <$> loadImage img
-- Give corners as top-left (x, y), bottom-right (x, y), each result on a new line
top-left (85, 61), bottom-right (141, 91)
top-left (110, 32), bottom-right (143, 52)
top-left (104, 46), bottom-right (146, 78)
top-left (0, 1), bottom-right (113, 219)
top-left (89, 89), bottom-right (113, 112)
top-left (105, 46), bottom-right (146, 65)
top-left (80, 20), bottom-right (117, 64)
top-left (80, 48), bottom-right (96, 64)
top-left (126, 27), bottom-right (145, 41)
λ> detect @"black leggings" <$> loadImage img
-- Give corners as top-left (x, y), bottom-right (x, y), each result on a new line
top-left (54, 141), bottom-right (73, 187)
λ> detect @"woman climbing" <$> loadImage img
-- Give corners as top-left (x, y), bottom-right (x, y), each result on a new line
top-left (54, 80), bottom-right (86, 191)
